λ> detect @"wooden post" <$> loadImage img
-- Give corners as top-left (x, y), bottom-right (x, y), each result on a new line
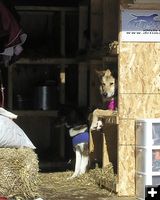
top-left (78, 5), bottom-right (88, 51)
top-left (102, 133), bottom-right (110, 167)
top-left (8, 64), bottom-right (14, 110)
top-left (59, 65), bottom-right (66, 159)
top-left (78, 63), bottom-right (88, 106)
top-left (90, 0), bottom-right (103, 48)
top-left (61, 11), bottom-right (65, 57)
top-left (103, 0), bottom-right (119, 43)
top-left (60, 65), bottom-right (66, 104)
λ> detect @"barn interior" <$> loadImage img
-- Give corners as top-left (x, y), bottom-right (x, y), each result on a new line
top-left (1, 0), bottom-right (119, 173)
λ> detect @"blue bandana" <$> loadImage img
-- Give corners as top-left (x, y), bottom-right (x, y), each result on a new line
top-left (72, 131), bottom-right (89, 146)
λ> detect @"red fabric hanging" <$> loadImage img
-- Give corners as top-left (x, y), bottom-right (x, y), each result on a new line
top-left (0, 1), bottom-right (23, 48)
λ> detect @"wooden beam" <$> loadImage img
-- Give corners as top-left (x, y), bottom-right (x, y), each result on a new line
top-left (90, 0), bottom-right (103, 48)
top-left (103, 0), bottom-right (119, 43)
top-left (16, 58), bottom-right (79, 65)
top-left (78, 63), bottom-right (88, 106)
top-left (61, 11), bottom-right (66, 57)
top-left (15, 6), bottom-right (78, 12)
top-left (78, 5), bottom-right (88, 51)
top-left (8, 65), bottom-right (14, 110)
top-left (102, 133), bottom-right (110, 167)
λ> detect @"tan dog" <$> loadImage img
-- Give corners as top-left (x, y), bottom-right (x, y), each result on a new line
top-left (90, 69), bottom-right (117, 130)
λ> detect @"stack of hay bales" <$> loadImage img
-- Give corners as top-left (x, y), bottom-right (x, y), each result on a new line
top-left (0, 147), bottom-right (39, 200)
top-left (0, 109), bottom-right (40, 199)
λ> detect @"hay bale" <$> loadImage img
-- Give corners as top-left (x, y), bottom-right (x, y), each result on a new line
top-left (90, 163), bottom-right (117, 193)
top-left (0, 147), bottom-right (39, 200)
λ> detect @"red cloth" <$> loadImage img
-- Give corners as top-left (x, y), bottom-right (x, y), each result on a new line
top-left (0, 197), bottom-right (8, 200)
top-left (0, 2), bottom-right (23, 48)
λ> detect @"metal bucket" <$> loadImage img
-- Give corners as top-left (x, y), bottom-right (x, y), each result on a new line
top-left (34, 85), bottom-right (58, 110)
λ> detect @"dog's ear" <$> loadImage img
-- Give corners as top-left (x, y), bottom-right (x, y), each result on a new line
top-left (104, 69), bottom-right (112, 77)
top-left (95, 70), bottom-right (106, 78)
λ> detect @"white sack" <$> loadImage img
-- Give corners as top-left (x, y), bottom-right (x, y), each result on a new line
top-left (0, 115), bottom-right (36, 149)
top-left (0, 107), bottom-right (17, 119)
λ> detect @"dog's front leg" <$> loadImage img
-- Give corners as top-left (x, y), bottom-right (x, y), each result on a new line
top-left (79, 154), bottom-right (89, 175)
top-left (90, 109), bottom-right (99, 130)
top-left (90, 109), bottom-right (103, 130)
top-left (69, 147), bottom-right (82, 179)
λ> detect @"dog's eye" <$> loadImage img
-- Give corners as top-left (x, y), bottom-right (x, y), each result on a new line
top-left (110, 83), bottom-right (114, 85)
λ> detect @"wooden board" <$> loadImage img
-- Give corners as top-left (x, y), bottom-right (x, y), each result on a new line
top-left (89, 60), bottom-right (103, 109)
top-left (118, 119), bottom-right (135, 145)
top-left (118, 2), bottom-right (160, 195)
top-left (89, 114), bottom-right (118, 173)
top-left (119, 94), bottom-right (160, 119)
top-left (90, 0), bottom-right (103, 48)
top-left (119, 43), bottom-right (160, 94)
top-left (103, 0), bottom-right (119, 43)
top-left (118, 145), bottom-right (135, 196)
top-left (89, 129), bottom-right (103, 166)
top-left (103, 124), bottom-right (118, 172)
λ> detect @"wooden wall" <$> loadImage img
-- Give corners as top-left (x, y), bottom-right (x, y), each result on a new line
top-left (118, 4), bottom-right (160, 196)
top-left (90, 0), bottom-right (118, 48)
top-left (103, 0), bottom-right (119, 43)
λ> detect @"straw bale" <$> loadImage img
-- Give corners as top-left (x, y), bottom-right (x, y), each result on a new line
top-left (0, 147), bottom-right (39, 200)
top-left (91, 163), bottom-right (117, 192)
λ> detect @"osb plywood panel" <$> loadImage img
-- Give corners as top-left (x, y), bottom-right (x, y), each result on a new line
top-left (119, 94), bottom-right (160, 119)
top-left (119, 43), bottom-right (160, 94)
top-left (119, 119), bottom-right (135, 145)
top-left (118, 145), bottom-right (135, 196)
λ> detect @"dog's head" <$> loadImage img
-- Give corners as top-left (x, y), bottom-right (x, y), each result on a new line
top-left (56, 105), bottom-right (88, 128)
top-left (96, 69), bottom-right (116, 103)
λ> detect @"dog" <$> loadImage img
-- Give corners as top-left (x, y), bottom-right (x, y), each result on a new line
top-left (131, 14), bottom-right (158, 23)
top-left (90, 69), bottom-right (117, 131)
top-left (57, 105), bottom-right (89, 179)
top-left (128, 14), bottom-right (159, 28)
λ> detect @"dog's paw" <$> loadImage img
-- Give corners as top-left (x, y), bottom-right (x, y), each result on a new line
top-left (90, 126), bottom-right (97, 131)
top-left (90, 120), bottom-right (103, 131)
top-left (67, 172), bottom-right (80, 179)
top-left (96, 120), bottom-right (103, 130)
top-left (90, 123), bottom-right (98, 130)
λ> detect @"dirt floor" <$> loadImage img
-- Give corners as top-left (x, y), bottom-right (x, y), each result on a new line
top-left (38, 171), bottom-right (136, 200)
top-left (38, 170), bottom-right (114, 200)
